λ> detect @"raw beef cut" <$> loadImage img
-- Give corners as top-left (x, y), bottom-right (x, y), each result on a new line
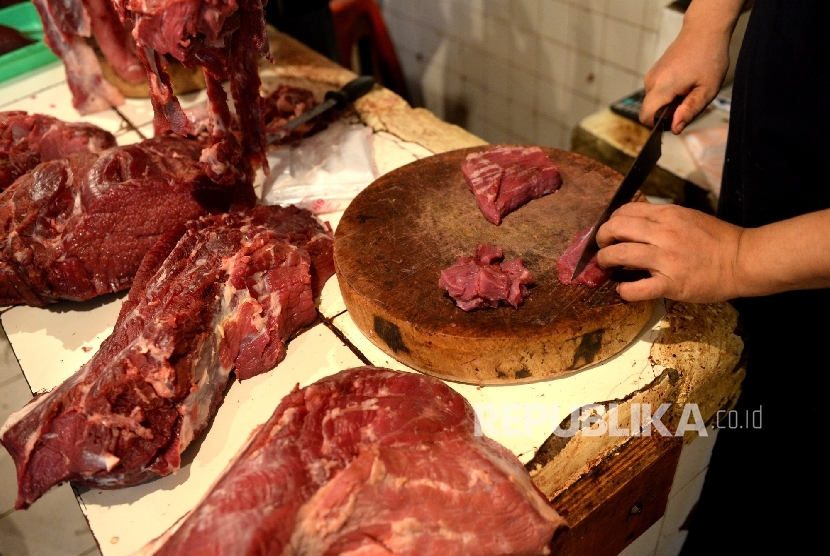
top-left (0, 205), bottom-right (335, 509)
top-left (31, 0), bottom-right (142, 114)
top-left (112, 0), bottom-right (270, 185)
top-left (557, 227), bottom-right (612, 288)
top-left (0, 111), bottom-right (117, 190)
top-left (462, 145), bottom-right (562, 225)
top-left (439, 243), bottom-right (534, 310)
top-left (137, 367), bottom-right (564, 556)
top-left (0, 134), bottom-right (256, 307)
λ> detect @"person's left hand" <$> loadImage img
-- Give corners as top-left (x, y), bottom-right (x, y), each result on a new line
top-left (595, 202), bottom-right (744, 303)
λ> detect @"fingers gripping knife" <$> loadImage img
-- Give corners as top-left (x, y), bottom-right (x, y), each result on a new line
top-left (266, 75), bottom-right (376, 144)
top-left (569, 100), bottom-right (680, 280)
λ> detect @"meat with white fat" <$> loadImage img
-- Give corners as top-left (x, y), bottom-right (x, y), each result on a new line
top-left (0, 134), bottom-right (256, 307)
top-left (137, 367), bottom-right (565, 556)
top-left (0, 205), bottom-right (335, 509)
top-left (462, 145), bottom-right (563, 225)
top-left (0, 111), bottom-right (117, 191)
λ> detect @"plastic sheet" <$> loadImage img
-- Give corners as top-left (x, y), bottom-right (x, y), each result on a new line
top-left (261, 121), bottom-right (378, 214)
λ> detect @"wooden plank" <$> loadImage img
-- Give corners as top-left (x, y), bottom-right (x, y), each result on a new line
top-left (549, 436), bottom-right (683, 556)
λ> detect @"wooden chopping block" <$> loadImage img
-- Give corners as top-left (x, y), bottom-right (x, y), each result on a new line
top-left (334, 146), bottom-right (655, 384)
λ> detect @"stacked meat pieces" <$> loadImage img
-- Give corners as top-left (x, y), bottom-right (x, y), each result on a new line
top-left (137, 367), bottom-right (564, 556)
top-left (0, 129), bottom-right (256, 307)
top-left (0, 111), bottom-right (117, 191)
top-left (0, 205), bottom-right (334, 509)
top-left (439, 243), bottom-right (534, 310)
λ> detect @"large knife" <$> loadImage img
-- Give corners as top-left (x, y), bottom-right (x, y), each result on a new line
top-left (266, 75), bottom-right (376, 143)
top-left (569, 99), bottom-right (679, 280)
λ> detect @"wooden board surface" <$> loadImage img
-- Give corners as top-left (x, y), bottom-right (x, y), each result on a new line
top-left (334, 146), bottom-right (655, 384)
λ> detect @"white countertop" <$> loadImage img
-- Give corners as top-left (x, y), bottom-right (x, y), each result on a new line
top-left (0, 60), bottom-right (721, 556)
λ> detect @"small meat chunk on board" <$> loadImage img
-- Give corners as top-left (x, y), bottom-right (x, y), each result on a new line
top-left (0, 111), bottom-right (117, 191)
top-left (462, 145), bottom-right (562, 225)
top-left (439, 243), bottom-right (534, 310)
top-left (0, 205), bottom-right (334, 509)
top-left (557, 227), bottom-right (612, 288)
top-left (136, 367), bottom-right (565, 556)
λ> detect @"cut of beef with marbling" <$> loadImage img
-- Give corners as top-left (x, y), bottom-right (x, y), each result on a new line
top-left (0, 111), bottom-right (117, 191)
top-left (0, 205), bottom-right (335, 509)
top-left (137, 367), bottom-right (564, 556)
top-left (557, 227), bottom-right (612, 288)
top-left (0, 134), bottom-right (256, 307)
top-left (439, 243), bottom-right (534, 310)
top-left (462, 145), bottom-right (562, 225)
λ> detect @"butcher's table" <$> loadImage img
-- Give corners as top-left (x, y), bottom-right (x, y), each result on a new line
top-left (0, 31), bottom-right (744, 556)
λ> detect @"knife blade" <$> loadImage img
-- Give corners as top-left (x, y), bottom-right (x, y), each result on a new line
top-left (266, 75), bottom-right (376, 144)
top-left (569, 99), bottom-right (679, 281)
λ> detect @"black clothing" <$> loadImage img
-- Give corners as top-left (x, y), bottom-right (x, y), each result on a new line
top-left (682, 1), bottom-right (830, 552)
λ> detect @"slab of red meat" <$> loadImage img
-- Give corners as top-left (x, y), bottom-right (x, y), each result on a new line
top-left (0, 111), bottom-right (117, 191)
top-left (462, 145), bottom-right (562, 225)
top-left (31, 0), bottom-right (142, 114)
top-left (0, 134), bottom-right (256, 307)
top-left (439, 243), bottom-right (534, 310)
top-left (0, 205), bottom-right (335, 509)
top-left (111, 0), bottom-right (270, 185)
top-left (136, 367), bottom-right (564, 556)
top-left (557, 227), bottom-right (612, 288)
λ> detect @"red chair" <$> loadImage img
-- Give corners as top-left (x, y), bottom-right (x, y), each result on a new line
top-left (329, 0), bottom-right (410, 102)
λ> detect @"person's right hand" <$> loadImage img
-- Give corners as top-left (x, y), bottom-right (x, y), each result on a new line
top-left (640, 19), bottom-right (733, 134)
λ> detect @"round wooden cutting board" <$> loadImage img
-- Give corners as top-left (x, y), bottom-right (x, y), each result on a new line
top-left (334, 146), bottom-right (655, 384)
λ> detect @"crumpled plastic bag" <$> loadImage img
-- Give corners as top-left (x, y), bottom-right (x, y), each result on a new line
top-left (260, 121), bottom-right (378, 214)
top-left (682, 125), bottom-right (727, 196)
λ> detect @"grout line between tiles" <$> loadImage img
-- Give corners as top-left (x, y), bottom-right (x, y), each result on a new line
top-left (0, 81), bottom-right (63, 111)
top-left (321, 318), bottom-right (371, 366)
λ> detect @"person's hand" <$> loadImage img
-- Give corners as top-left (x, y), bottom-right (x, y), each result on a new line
top-left (595, 203), bottom-right (744, 303)
top-left (639, 4), bottom-right (738, 134)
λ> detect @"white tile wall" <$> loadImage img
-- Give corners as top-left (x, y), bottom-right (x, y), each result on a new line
top-left (380, 0), bottom-right (668, 150)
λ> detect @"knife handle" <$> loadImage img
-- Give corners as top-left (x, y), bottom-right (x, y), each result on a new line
top-left (657, 97), bottom-right (683, 131)
top-left (325, 76), bottom-right (376, 109)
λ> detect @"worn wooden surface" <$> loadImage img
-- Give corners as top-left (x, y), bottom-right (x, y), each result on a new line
top-left (549, 436), bottom-right (683, 556)
top-left (334, 145), bottom-right (655, 384)
top-left (571, 109), bottom-right (717, 213)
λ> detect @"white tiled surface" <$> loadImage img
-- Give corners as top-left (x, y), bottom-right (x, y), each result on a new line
top-left (381, 0), bottom-right (667, 149)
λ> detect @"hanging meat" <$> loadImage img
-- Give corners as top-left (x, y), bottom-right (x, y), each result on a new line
top-left (33, 0), bottom-right (270, 184)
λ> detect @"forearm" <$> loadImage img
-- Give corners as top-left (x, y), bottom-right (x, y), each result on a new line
top-left (681, 0), bottom-right (747, 41)
top-left (735, 209), bottom-right (830, 297)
